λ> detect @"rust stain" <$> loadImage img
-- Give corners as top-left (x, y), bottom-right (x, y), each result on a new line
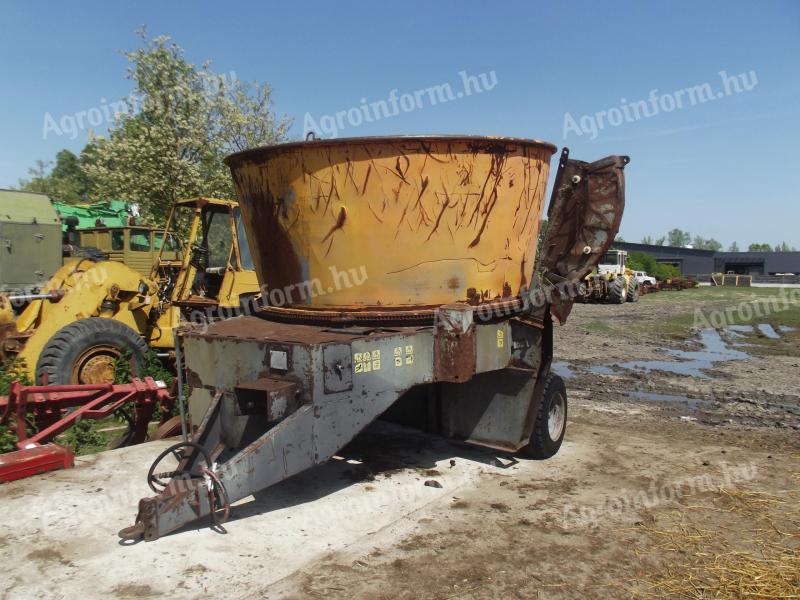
top-left (321, 206), bottom-right (347, 256)
top-left (361, 163), bottom-right (372, 195)
top-left (414, 176), bottom-right (431, 225)
top-left (425, 194), bottom-right (452, 242)
top-left (367, 202), bottom-right (383, 224)
top-left (393, 155), bottom-right (410, 183)
top-left (395, 200), bottom-right (411, 239)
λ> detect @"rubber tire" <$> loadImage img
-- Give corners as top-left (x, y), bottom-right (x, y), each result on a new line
top-left (521, 373), bottom-right (568, 460)
top-left (626, 280), bottom-right (640, 302)
top-left (36, 317), bottom-right (149, 385)
top-left (607, 277), bottom-right (627, 304)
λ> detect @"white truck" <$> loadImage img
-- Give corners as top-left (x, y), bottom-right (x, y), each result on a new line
top-left (633, 270), bottom-right (656, 286)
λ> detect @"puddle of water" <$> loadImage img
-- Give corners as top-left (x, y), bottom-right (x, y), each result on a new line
top-left (626, 390), bottom-right (710, 410)
top-left (618, 329), bottom-right (749, 379)
top-left (725, 325), bottom-right (753, 339)
top-left (756, 323), bottom-right (780, 339)
top-left (588, 365), bottom-right (615, 375)
top-left (552, 361), bottom-right (576, 379)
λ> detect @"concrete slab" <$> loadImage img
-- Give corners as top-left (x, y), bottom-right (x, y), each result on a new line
top-left (0, 422), bottom-right (530, 599)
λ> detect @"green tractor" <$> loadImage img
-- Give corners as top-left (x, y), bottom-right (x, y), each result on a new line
top-left (582, 249), bottom-right (639, 304)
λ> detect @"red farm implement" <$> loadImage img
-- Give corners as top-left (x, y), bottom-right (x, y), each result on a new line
top-left (0, 378), bottom-right (179, 482)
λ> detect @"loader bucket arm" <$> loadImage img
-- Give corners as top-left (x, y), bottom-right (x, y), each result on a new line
top-left (533, 149), bottom-right (629, 323)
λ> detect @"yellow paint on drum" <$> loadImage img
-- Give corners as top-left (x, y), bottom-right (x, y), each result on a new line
top-left (226, 136), bottom-right (556, 309)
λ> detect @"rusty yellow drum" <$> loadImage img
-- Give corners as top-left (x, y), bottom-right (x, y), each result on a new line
top-left (226, 135), bottom-right (556, 311)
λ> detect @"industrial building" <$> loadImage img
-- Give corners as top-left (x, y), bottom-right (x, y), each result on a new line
top-left (614, 242), bottom-right (800, 277)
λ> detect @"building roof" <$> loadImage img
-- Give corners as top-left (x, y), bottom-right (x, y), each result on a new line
top-left (0, 189), bottom-right (61, 224)
top-left (614, 241), bottom-right (716, 256)
top-left (615, 241), bottom-right (800, 274)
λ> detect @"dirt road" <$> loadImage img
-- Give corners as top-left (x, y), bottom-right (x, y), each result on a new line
top-left (2, 287), bottom-right (798, 599)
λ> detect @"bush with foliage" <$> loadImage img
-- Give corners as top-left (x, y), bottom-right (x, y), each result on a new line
top-left (0, 359), bottom-right (33, 454)
top-left (627, 251), bottom-right (681, 280)
top-left (61, 419), bottom-right (106, 454)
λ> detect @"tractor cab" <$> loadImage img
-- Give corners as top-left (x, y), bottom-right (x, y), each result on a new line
top-left (152, 197), bottom-right (259, 317)
top-left (71, 226), bottom-right (180, 275)
top-left (596, 249), bottom-right (628, 276)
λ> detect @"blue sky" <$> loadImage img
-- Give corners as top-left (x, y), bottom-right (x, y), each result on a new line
top-left (1, 0), bottom-right (798, 247)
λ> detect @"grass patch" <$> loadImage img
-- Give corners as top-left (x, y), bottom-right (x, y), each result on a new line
top-left (639, 287), bottom-right (800, 347)
top-left (640, 286), bottom-right (796, 304)
top-left (727, 329), bottom-right (800, 358)
top-left (58, 418), bottom-right (120, 455)
top-left (583, 319), bottom-right (615, 334)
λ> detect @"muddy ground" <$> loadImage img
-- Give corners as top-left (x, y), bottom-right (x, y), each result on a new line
top-left (2, 287), bottom-right (798, 599)
top-left (264, 287), bottom-right (800, 599)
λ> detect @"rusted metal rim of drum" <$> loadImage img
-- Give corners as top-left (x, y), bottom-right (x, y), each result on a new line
top-left (224, 134), bottom-right (558, 167)
top-left (255, 295), bottom-right (537, 328)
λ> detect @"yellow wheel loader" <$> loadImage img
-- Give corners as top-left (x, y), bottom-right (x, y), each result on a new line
top-left (581, 249), bottom-right (639, 304)
top-left (0, 197), bottom-right (260, 384)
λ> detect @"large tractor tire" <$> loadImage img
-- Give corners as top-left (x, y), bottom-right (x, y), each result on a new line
top-left (626, 279), bottom-right (640, 302)
top-left (521, 373), bottom-right (568, 459)
top-left (607, 277), bottom-right (627, 304)
top-left (36, 318), bottom-right (149, 385)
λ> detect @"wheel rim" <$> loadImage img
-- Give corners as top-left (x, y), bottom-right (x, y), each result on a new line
top-left (71, 345), bottom-right (122, 384)
top-left (547, 392), bottom-right (566, 441)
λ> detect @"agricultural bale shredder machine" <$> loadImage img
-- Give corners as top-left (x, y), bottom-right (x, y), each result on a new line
top-left (119, 136), bottom-right (629, 541)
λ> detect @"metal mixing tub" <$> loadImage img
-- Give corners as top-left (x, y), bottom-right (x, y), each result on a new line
top-left (226, 135), bottom-right (557, 317)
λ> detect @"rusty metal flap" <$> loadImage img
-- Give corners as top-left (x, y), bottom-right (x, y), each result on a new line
top-left (434, 304), bottom-right (476, 382)
top-left (533, 149), bottom-right (629, 323)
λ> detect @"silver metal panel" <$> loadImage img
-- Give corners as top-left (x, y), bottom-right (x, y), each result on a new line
top-left (350, 332), bottom-right (434, 393)
top-left (322, 344), bottom-right (353, 394)
top-left (441, 369), bottom-right (536, 452)
top-left (475, 322), bottom-right (512, 374)
top-left (187, 386), bottom-right (216, 426)
top-left (184, 336), bottom-right (268, 390)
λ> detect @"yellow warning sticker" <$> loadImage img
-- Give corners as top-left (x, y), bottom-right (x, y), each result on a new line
top-left (496, 330), bottom-right (505, 348)
top-left (393, 345), bottom-right (414, 368)
top-left (354, 349), bottom-right (381, 373)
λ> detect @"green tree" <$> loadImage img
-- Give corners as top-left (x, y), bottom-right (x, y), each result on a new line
top-left (18, 149), bottom-right (92, 202)
top-left (728, 241), bottom-right (740, 252)
top-left (748, 243), bottom-right (772, 252)
top-left (641, 235), bottom-right (653, 245)
top-left (84, 29), bottom-right (291, 224)
top-left (667, 228), bottom-right (691, 247)
top-left (691, 235), bottom-right (722, 251)
top-left (654, 236), bottom-right (666, 246)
